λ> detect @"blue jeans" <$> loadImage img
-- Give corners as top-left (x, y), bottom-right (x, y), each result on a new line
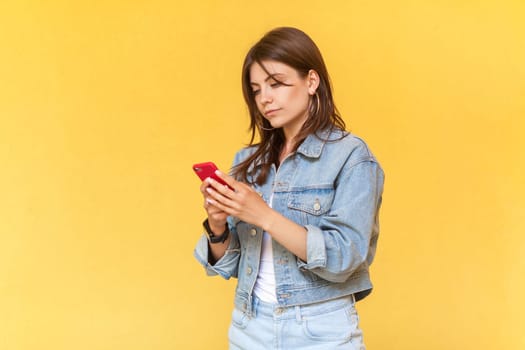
top-left (228, 295), bottom-right (365, 349)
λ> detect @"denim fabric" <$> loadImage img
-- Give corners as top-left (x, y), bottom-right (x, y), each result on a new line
top-left (194, 128), bottom-right (384, 313)
top-left (228, 295), bottom-right (365, 350)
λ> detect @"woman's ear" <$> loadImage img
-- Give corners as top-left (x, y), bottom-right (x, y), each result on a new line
top-left (307, 69), bottom-right (320, 95)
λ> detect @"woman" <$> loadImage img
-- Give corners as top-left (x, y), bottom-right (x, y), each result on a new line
top-left (194, 27), bottom-right (384, 349)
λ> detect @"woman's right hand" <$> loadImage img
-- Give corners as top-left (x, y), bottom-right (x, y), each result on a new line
top-left (200, 180), bottom-right (229, 233)
top-left (200, 179), bottom-right (231, 264)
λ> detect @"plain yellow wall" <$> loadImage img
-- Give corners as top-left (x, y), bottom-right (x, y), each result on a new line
top-left (1, 1), bottom-right (524, 349)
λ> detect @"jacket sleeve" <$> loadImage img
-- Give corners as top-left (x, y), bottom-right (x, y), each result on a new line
top-left (193, 216), bottom-right (241, 280)
top-left (297, 159), bottom-right (384, 283)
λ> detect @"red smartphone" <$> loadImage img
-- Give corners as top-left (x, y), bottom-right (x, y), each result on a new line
top-left (192, 162), bottom-right (233, 189)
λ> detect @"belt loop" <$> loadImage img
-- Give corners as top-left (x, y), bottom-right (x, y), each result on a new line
top-left (294, 305), bottom-right (301, 322)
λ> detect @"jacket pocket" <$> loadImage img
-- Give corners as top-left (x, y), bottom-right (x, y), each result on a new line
top-left (287, 187), bottom-right (334, 225)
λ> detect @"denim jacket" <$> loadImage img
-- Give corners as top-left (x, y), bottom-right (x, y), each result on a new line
top-left (194, 129), bottom-right (384, 314)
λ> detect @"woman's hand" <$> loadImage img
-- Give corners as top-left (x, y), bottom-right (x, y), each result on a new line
top-left (206, 170), bottom-right (308, 261)
top-left (204, 170), bottom-right (274, 231)
top-left (200, 177), bottom-right (229, 234)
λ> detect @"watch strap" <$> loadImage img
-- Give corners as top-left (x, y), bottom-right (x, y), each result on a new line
top-left (203, 219), bottom-right (230, 244)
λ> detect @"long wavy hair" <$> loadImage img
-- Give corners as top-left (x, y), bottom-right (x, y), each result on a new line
top-left (233, 27), bottom-right (346, 185)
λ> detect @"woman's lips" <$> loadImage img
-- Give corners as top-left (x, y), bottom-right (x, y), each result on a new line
top-left (264, 108), bottom-right (280, 116)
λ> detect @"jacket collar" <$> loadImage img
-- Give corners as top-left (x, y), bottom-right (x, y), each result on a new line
top-left (249, 128), bottom-right (347, 171)
top-left (296, 128), bottom-right (346, 158)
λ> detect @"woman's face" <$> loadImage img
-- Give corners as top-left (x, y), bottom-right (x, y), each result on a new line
top-left (249, 60), bottom-right (316, 138)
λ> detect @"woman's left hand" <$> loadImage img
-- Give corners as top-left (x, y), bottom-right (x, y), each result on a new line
top-left (204, 170), bottom-right (274, 230)
top-left (207, 170), bottom-right (308, 261)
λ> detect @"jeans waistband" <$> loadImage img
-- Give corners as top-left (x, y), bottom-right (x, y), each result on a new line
top-left (247, 294), bottom-right (356, 320)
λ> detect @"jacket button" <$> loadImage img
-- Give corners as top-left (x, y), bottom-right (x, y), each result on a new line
top-left (313, 200), bottom-right (321, 211)
top-left (250, 228), bottom-right (257, 236)
top-left (246, 266), bottom-right (253, 275)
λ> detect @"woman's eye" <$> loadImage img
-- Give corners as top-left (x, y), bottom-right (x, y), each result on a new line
top-left (252, 90), bottom-right (260, 95)
top-left (270, 82), bottom-right (282, 88)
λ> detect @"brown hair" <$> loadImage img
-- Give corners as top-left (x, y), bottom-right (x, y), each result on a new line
top-left (233, 27), bottom-right (346, 185)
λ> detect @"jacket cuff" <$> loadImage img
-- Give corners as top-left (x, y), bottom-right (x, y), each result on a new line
top-left (193, 233), bottom-right (239, 279)
top-left (297, 225), bottom-right (327, 270)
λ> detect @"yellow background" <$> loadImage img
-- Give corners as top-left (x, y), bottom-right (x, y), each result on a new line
top-left (1, 1), bottom-right (524, 349)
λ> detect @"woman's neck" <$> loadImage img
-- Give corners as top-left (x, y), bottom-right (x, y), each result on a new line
top-left (278, 119), bottom-right (306, 163)
top-left (279, 139), bottom-right (296, 163)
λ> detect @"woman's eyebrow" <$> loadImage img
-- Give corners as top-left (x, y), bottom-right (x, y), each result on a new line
top-left (266, 73), bottom-right (285, 81)
top-left (250, 73), bottom-right (286, 86)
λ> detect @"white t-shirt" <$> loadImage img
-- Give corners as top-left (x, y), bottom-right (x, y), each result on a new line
top-left (252, 193), bottom-right (278, 303)
top-left (252, 232), bottom-right (277, 303)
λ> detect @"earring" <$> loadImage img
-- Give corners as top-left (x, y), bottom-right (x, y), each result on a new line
top-left (310, 92), bottom-right (321, 116)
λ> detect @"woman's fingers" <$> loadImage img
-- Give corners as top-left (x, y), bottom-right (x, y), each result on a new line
top-left (204, 173), bottom-right (266, 223)
top-left (214, 170), bottom-right (237, 191)
top-left (206, 186), bottom-right (237, 210)
top-left (205, 176), bottom-right (238, 199)
top-left (200, 180), bottom-right (210, 195)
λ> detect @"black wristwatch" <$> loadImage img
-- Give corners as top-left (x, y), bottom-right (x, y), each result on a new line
top-left (203, 219), bottom-right (230, 244)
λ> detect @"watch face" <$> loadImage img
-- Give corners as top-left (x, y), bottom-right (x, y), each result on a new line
top-left (209, 234), bottom-right (223, 244)
top-left (207, 230), bottom-right (228, 243)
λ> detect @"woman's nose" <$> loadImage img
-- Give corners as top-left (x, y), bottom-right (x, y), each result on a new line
top-left (259, 88), bottom-right (272, 104)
